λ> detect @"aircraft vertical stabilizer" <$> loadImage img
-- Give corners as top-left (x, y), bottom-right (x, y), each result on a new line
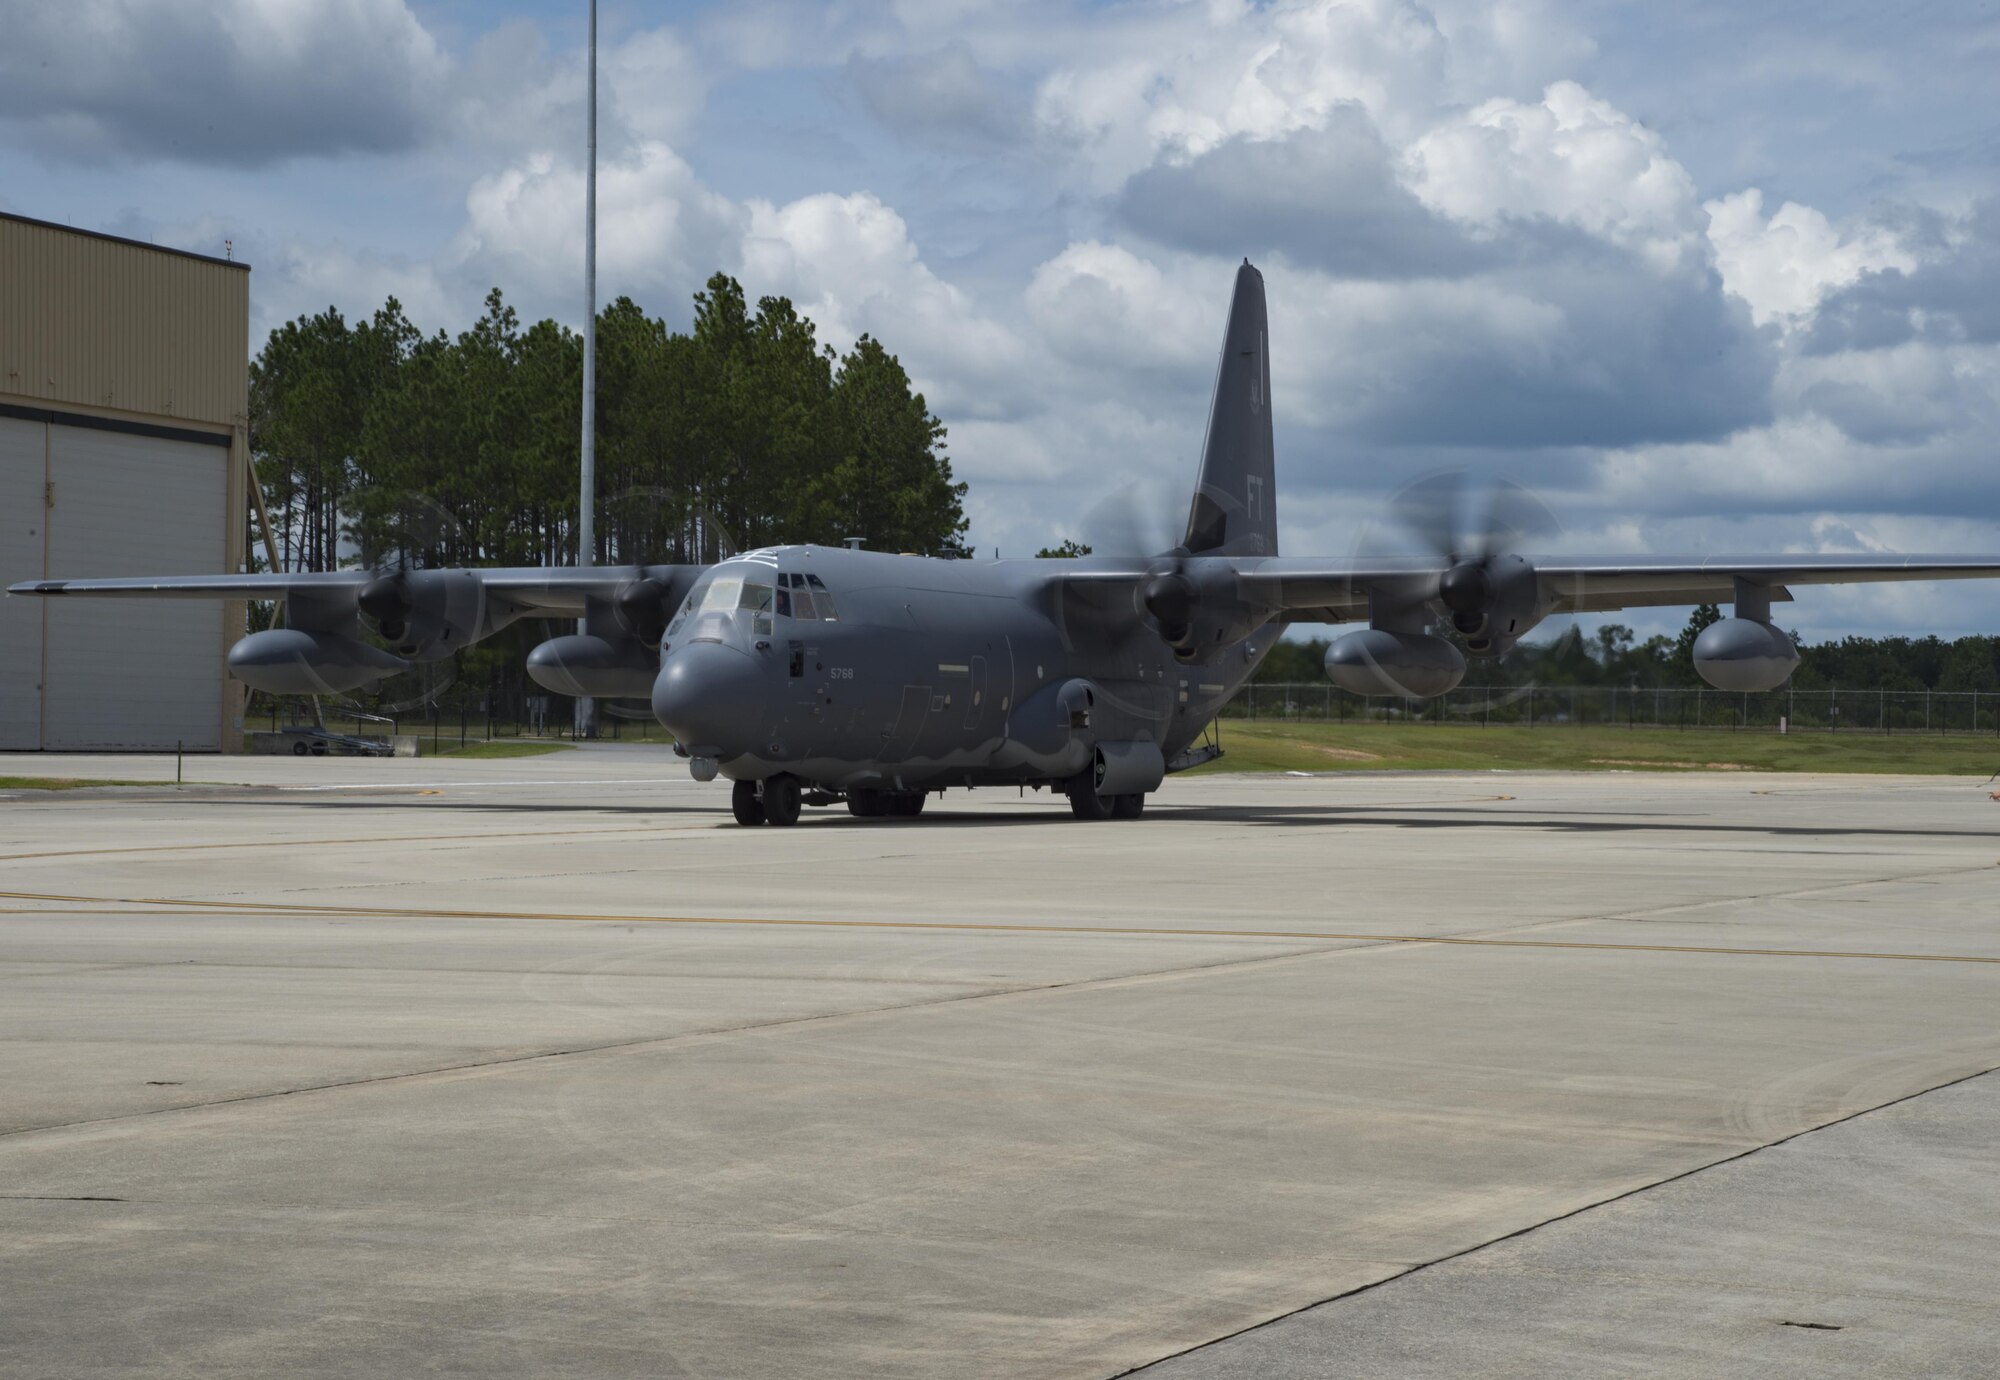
top-left (1183, 259), bottom-right (1277, 557)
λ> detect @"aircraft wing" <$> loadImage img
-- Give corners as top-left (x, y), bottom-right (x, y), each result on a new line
top-left (1236, 554), bottom-right (2000, 624)
top-left (9, 571), bottom-right (367, 600)
top-left (7, 567), bottom-right (677, 616)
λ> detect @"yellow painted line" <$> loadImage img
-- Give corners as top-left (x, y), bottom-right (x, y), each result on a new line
top-left (2, 889), bottom-right (1997, 965)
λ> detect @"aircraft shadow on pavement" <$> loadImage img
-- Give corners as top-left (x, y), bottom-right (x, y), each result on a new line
top-left (201, 794), bottom-right (2000, 840)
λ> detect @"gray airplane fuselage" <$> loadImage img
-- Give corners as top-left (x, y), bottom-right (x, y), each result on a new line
top-left (652, 545), bottom-right (1270, 792)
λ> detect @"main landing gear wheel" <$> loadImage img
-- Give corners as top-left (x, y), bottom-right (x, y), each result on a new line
top-left (847, 790), bottom-right (885, 818)
top-left (731, 779), bottom-right (766, 826)
top-left (1067, 771), bottom-right (1113, 821)
top-left (761, 773), bottom-right (803, 827)
top-left (1110, 793), bottom-right (1145, 820)
top-left (887, 792), bottom-right (926, 818)
top-left (292, 741), bottom-right (310, 757)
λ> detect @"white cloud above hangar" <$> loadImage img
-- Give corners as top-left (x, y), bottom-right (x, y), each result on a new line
top-left (2, 0), bottom-right (1995, 638)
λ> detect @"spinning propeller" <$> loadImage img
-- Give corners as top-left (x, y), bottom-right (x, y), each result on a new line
top-left (1359, 469), bottom-right (1583, 667)
top-left (1079, 479), bottom-right (1206, 651)
top-left (348, 490), bottom-right (470, 713)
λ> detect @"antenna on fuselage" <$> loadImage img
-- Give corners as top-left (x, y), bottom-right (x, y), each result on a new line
top-left (843, 537), bottom-right (864, 550)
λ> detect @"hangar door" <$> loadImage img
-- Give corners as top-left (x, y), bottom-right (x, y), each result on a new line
top-left (1, 416), bottom-right (229, 751)
top-left (0, 416), bottom-right (44, 749)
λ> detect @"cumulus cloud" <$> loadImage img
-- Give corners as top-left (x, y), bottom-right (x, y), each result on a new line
top-left (847, 45), bottom-right (1029, 149)
top-left (0, 0), bottom-right (447, 166)
top-left (1803, 199), bottom-right (2000, 354)
top-left (1026, 241), bottom-right (1225, 376)
top-left (1408, 81), bottom-right (1703, 270)
top-left (1114, 109), bottom-right (1488, 278)
top-left (1787, 340), bottom-right (1996, 446)
top-left (1034, 0), bottom-right (1455, 189)
top-left (449, 141), bottom-right (746, 315)
top-left (1705, 188), bottom-right (1915, 328)
top-left (259, 241), bottom-right (458, 343)
top-left (453, 19), bottom-right (709, 160)
top-left (740, 192), bottom-right (1032, 421)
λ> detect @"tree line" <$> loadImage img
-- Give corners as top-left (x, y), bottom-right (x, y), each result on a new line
top-left (249, 275), bottom-right (968, 578)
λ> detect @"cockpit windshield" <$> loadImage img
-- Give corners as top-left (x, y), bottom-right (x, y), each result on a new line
top-left (668, 571), bottom-right (775, 640)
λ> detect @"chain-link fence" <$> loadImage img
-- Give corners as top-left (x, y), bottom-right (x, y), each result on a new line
top-left (246, 689), bottom-right (669, 749)
top-left (1225, 683), bottom-right (2000, 735)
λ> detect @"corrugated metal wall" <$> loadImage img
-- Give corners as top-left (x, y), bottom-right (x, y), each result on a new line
top-left (0, 214), bottom-right (249, 428)
top-left (43, 427), bottom-right (229, 750)
top-left (0, 213), bottom-right (249, 750)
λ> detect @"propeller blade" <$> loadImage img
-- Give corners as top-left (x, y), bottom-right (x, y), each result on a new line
top-left (1079, 478), bottom-right (1186, 565)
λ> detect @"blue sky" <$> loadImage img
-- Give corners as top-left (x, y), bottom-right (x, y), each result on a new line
top-left (3, 0), bottom-right (1997, 641)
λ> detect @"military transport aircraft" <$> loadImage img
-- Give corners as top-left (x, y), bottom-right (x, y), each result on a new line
top-left (13, 261), bottom-right (2000, 825)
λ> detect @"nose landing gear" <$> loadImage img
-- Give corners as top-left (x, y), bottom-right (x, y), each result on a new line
top-left (733, 774), bottom-right (803, 827)
top-left (762, 774), bottom-right (803, 827)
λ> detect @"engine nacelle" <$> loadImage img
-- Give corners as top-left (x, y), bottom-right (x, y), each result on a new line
top-left (1144, 562), bottom-right (1275, 662)
top-left (1325, 629), bottom-right (1467, 699)
top-left (356, 568), bottom-right (505, 660)
top-left (227, 629), bottom-right (408, 695)
top-left (1692, 618), bottom-right (1799, 692)
top-left (1440, 553), bottom-right (1542, 656)
top-left (526, 634), bottom-right (658, 699)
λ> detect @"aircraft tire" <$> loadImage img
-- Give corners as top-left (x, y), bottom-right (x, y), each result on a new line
top-left (891, 792), bottom-right (926, 818)
top-left (1067, 774), bottom-right (1112, 821)
top-left (763, 774), bottom-right (803, 827)
top-left (292, 741), bottom-right (310, 756)
top-left (1110, 793), bottom-right (1145, 820)
top-left (731, 779), bottom-right (766, 826)
top-left (847, 790), bottom-right (885, 818)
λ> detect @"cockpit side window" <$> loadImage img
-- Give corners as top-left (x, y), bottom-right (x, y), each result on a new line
top-left (738, 580), bottom-right (773, 635)
top-left (773, 571), bottom-right (835, 621)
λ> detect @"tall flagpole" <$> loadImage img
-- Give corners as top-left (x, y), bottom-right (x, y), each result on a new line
top-left (575, 0), bottom-right (598, 740)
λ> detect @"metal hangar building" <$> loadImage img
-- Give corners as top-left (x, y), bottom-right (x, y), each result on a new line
top-left (1, 212), bottom-right (249, 752)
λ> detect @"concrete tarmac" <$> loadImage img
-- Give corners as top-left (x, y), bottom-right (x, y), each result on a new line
top-left (1, 749), bottom-right (1997, 1377)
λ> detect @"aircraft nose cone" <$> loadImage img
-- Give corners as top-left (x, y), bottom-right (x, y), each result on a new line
top-left (653, 641), bottom-right (770, 757)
